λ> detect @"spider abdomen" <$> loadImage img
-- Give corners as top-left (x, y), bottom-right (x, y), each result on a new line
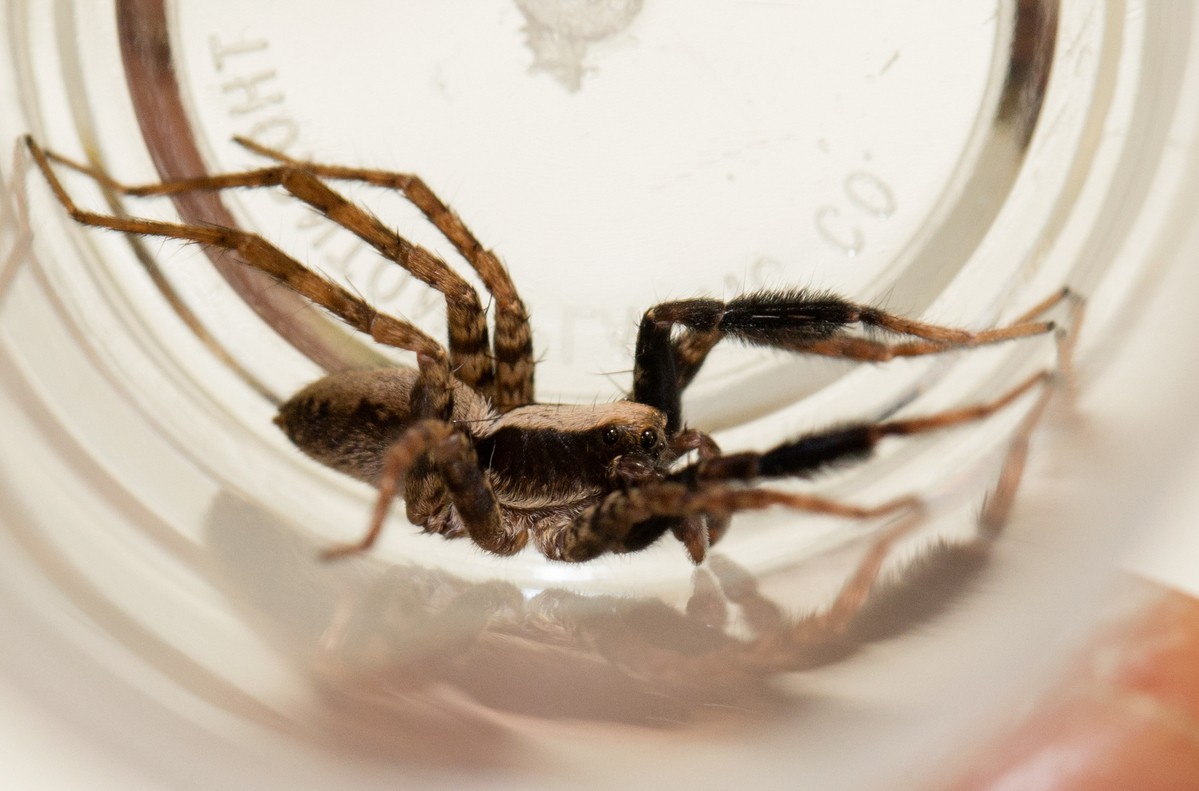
top-left (275, 367), bottom-right (493, 484)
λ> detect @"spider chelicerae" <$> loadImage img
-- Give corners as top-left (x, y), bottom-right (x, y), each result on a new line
top-left (25, 136), bottom-right (1075, 570)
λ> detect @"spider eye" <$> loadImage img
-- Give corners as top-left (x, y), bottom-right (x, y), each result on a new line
top-left (602, 427), bottom-right (620, 445)
top-left (639, 429), bottom-right (658, 451)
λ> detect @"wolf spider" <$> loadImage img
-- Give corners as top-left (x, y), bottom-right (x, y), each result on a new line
top-left (25, 136), bottom-right (1072, 566)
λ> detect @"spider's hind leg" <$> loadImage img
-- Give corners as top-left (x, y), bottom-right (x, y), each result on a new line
top-left (25, 135), bottom-right (471, 464)
top-left (31, 138), bottom-right (510, 404)
top-left (25, 138), bottom-right (440, 350)
top-left (234, 138), bottom-right (536, 411)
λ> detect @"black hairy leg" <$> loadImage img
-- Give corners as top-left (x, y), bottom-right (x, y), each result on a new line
top-left (633, 287), bottom-right (1069, 433)
top-left (616, 369), bottom-right (1050, 564)
top-left (692, 369), bottom-right (1048, 485)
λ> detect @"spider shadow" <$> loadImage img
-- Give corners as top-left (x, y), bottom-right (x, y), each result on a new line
top-left (202, 489), bottom-right (1002, 768)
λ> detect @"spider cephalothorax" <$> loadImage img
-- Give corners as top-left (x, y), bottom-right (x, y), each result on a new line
top-left (26, 135), bottom-right (1072, 565)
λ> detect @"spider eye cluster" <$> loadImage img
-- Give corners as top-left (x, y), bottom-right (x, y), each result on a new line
top-left (599, 425), bottom-right (661, 453)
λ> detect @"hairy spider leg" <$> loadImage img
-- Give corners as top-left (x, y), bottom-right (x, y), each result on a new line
top-left (704, 305), bottom-right (1084, 648)
top-left (321, 418), bottom-right (525, 560)
top-left (25, 136), bottom-right (460, 418)
top-left (233, 137), bottom-right (535, 412)
top-left (35, 142), bottom-right (501, 403)
top-left (689, 369), bottom-right (1048, 486)
top-left (616, 369), bottom-right (1049, 564)
top-left (633, 287), bottom-right (1070, 434)
top-left (539, 483), bottom-right (918, 563)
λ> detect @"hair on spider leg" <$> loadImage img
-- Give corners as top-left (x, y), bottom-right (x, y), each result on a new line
top-left (25, 135), bottom-right (1078, 570)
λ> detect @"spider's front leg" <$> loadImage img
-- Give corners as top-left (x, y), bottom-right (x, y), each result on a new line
top-left (538, 483), bottom-right (913, 564)
top-left (691, 369), bottom-right (1048, 487)
top-left (633, 287), bottom-right (1067, 432)
top-left (602, 368), bottom-right (1047, 564)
